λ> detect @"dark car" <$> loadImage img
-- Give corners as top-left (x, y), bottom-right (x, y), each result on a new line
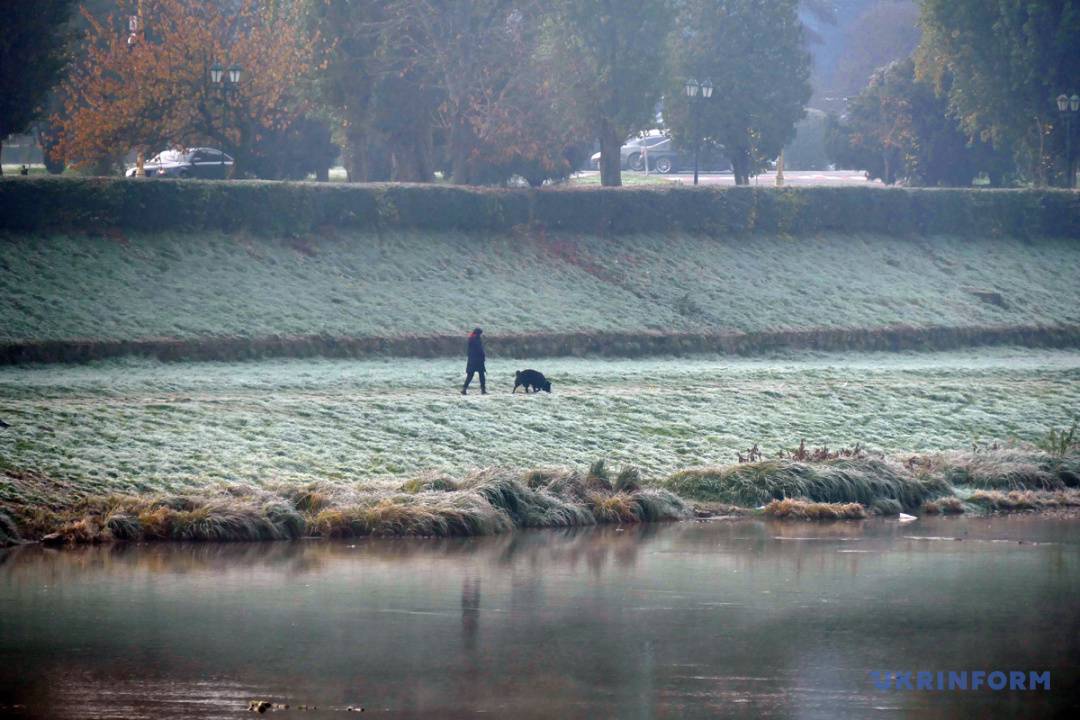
top-left (643, 139), bottom-right (730, 174)
top-left (125, 148), bottom-right (234, 179)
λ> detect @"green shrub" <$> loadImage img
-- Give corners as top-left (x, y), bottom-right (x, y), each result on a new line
top-left (2, 177), bottom-right (1076, 238)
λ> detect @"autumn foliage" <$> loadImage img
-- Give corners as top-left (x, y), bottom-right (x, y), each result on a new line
top-left (57, 0), bottom-right (314, 176)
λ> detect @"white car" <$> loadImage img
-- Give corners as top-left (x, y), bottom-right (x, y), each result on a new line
top-left (589, 134), bottom-right (669, 171)
top-left (126, 148), bottom-right (233, 179)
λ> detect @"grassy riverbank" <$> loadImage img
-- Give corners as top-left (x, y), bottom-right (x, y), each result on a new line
top-left (3, 229), bottom-right (1079, 346)
top-left (2, 348), bottom-right (1078, 543)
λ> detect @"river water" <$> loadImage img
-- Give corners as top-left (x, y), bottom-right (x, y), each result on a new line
top-left (1, 516), bottom-right (1077, 719)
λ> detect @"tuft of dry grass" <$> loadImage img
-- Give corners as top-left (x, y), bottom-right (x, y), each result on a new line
top-left (400, 471), bottom-right (461, 494)
top-left (0, 509), bottom-right (21, 546)
top-left (614, 466), bottom-right (643, 493)
top-left (922, 496), bottom-right (965, 514)
top-left (1051, 489), bottom-right (1080, 506)
top-left (963, 488), bottom-right (1080, 512)
top-left (763, 499), bottom-right (867, 520)
top-left (968, 490), bottom-right (1039, 511)
top-left (587, 492), bottom-right (639, 524)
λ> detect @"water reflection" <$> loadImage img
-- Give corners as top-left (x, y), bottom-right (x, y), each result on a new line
top-left (1, 517), bottom-right (1078, 719)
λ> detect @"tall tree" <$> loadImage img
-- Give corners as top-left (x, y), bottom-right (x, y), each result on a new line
top-left (386, 0), bottom-right (588, 185)
top-left (667, 0), bottom-right (812, 185)
top-left (831, 1), bottom-right (920, 96)
top-left (389, 1), bottom-right (526, 184)
top-left (58, 0), bottom-right (314, 177)
top-left (825, 57), bottom-right (1006, 185)
top-left (545, 0), bottom-right (675, 187)
top-left (309, 0), bottom-right (591, 185)
top-left (916, 0), bottom-right (1080, 186)
top-left (306, 0), bottom-right (435, 182)
top-left (0, 0), bottom-right (78, 175)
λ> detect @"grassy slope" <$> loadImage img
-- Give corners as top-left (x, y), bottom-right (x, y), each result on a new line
top-left (2, 229), bottom-right (1079, 343)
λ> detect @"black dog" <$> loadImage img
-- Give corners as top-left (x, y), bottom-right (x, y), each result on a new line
top-left (512, 369), bottom-right (551, 394)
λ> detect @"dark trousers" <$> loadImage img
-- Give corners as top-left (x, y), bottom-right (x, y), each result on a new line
top-left (463, 370), bottom-right (486, 392)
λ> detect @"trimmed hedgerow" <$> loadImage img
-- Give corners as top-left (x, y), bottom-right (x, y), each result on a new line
top-left (1, 177), bottom-right (1077, 238)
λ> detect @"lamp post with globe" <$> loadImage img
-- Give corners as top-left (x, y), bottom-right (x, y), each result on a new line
top-left (685, 78), bottom-right (714, 186)
top-left (209, 61), bottom-right (243, 177)
top-left (1058, 93), bottom-right (1080, 189)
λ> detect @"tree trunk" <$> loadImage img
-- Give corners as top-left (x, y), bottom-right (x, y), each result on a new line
top-left (232, 123), bottom-right (251, 180)
top-left (598, 121), bottom-right (622, 187)
top-left (731, 149), bottom-right (751, 185)
top-left (1034, 120), bottom-right (1046, 189)
top-left (389, 127), bottom-right (435, 183)
top-left (0, 138), bottom-right (4, 176)
top-left (450, 113), bottom-right (474, 185)
top-left (416, 126), bottom-right (435, 183)
top-left (343, 128), bottom-right (366, 183)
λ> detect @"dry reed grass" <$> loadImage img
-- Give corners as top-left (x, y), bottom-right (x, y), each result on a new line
top-left (921, 496), bottom-right (965, 514)
top-left (964, 488), bottom-right (1080, 512)
top-left (10, 449), bottom-right (1080, 544)
top-left (763, 499), bottom-right (868, 520)
top-left (14, 465), bottom-right (690, 544)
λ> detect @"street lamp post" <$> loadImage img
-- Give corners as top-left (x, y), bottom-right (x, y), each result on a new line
top-left (209, 61), bottom-right (243, 177)
top-left (685, 78), bottom-right (714, 186)
top-left (1058, 93), bottom-right (1080, 189)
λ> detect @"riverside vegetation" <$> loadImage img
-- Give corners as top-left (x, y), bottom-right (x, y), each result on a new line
top-left (2, 181), bottom-right (1079, 544)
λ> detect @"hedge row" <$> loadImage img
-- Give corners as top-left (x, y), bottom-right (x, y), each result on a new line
top-left (4, 324), bottom-right (1078, 365)
top-left (2, 177), bottom-right (1078, 237)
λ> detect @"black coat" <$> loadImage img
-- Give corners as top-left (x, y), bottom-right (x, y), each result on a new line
top-left (466, 334), bottom-right (486, 373)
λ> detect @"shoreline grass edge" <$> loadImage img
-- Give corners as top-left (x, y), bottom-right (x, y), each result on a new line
top-left (3, 449), bottom-right (1078, 547)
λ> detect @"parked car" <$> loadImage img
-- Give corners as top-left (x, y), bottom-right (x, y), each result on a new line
top-left (643, 139), bottom-right (731, 174)
top-left (125, 148), bottom-right (233, 179)
top-left (588, 135), bottom-right (669, 171)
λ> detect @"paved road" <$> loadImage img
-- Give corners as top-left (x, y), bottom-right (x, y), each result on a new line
top-left (659, 169), bottom-right (884, 187)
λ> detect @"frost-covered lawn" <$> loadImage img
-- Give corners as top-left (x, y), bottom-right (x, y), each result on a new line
top-left (2, 347), bottom-right (1077, 504)
top-left (567, 171), bottom-right (672, 186)
top-left (2, 230), bottom-right (1079, 342)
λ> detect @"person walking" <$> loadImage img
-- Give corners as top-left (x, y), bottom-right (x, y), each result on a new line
top-left (462, 327), bottom-right (487, 395)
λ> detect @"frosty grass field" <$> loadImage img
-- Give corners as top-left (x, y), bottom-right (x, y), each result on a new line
top-left (2, 347), bottom-right (1077, 507)
top-left (3, 230), bottom-right (1080, 342)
